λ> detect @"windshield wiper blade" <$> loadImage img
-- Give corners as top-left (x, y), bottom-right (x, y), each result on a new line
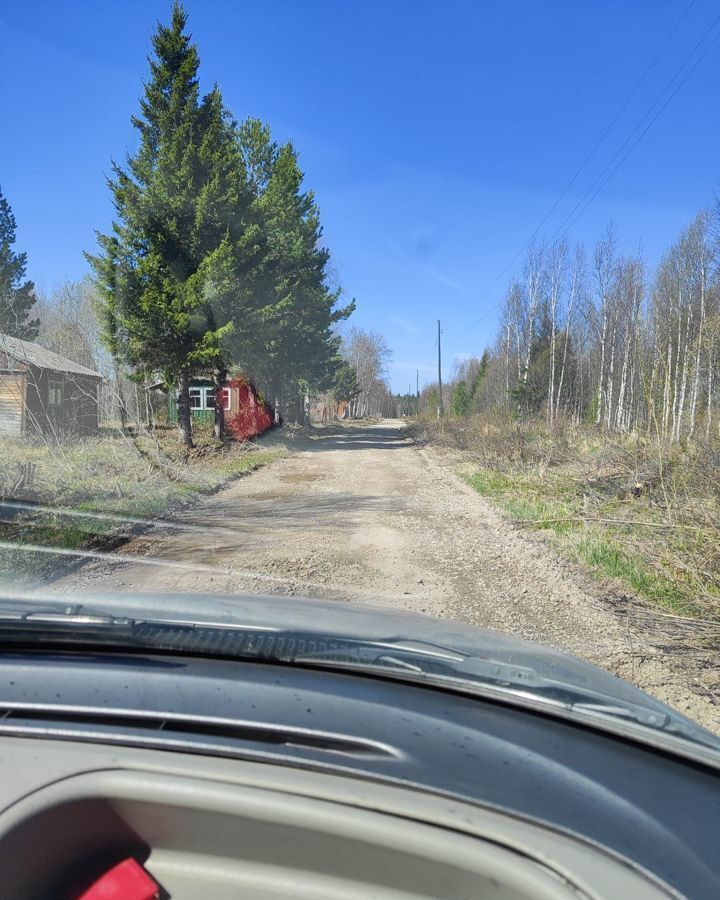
top-left (0, 609), bottom-right (698, 744)
top-left (290, 648), bottom-right (671, 730)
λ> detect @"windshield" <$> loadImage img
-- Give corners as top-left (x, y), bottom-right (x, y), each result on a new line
top-left (1, 1), bottom-right (719, 753)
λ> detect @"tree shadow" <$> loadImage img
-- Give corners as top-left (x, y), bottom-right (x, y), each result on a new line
top-left (300, 424), bottom-right (412, 453)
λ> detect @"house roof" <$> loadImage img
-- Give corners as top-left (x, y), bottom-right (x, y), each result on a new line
top-left (0, 334), bottom-right (102, 380)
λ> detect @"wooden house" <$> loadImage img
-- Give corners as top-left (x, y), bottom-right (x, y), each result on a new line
top-left (308, 398), bottom-right (350, 423)
top-left (0, 334), bottom-right (102, 437)
top-left (166, 375), bottom-right (274, 440)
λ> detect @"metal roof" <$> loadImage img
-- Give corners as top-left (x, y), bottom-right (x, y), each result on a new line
top-left (0, 334), bottom-right (102, 379)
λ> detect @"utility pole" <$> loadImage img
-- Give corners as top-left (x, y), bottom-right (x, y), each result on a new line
top-left (416, 369), bottom-right (419, 417)
top-left (437, 319), bottom-right (444, 419)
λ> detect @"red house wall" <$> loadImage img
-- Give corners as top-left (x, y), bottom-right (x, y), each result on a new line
top-left (223, 377), bottom-right (274, 441)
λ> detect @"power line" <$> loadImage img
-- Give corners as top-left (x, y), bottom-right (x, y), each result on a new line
top-left (467, 0), bottom-right (696, 314)
top-left (525, 0), bottom-right (696, 242)
top-left (546, 19), bottom-right (720, 245)
top-left (437, 319), bottom-right (444, 418)
top-left (463, 2), bottom-right (710, 332)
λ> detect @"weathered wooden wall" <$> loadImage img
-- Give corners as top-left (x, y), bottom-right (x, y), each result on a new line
top-left (0, 371), bottom-right (26, 436)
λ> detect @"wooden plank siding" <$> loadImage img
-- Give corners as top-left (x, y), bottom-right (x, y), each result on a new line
top-left (0, 338), bottom-right (101, 437)
top-left (25, 368), bottom-right (100, 435)
top-left (0, 371), bottom-right (26, 436)
top-left (0, 366), bottom-right (100, 437)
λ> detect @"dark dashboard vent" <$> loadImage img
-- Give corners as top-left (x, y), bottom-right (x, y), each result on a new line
top-left (0, 703), bottom-right (396, 760)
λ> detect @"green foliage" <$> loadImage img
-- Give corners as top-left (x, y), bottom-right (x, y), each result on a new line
top-left (0, 185), bottom-right (39, 339)
top-left (469, 350), bottom-right (489, 403)
top-left (87, 5), bottom-right (248, 388)
top-left (465, 468), bottom-right (516, 494)
top-left (450, 381), bottom-right (471, 417)
top-left (88, 5), bottom-right (353, 438)
top-left (509, 329), bottom-right (578, 419)
top-left (584, 393), bottom-right (599, 425)
top-left (333, 360), bottom-right (359, 403)
top-left (575, 534), bottom-right (688, 613)
top-left (88, 6), bottom-right (229, 383)
top-left (239, 124), bottom-right (354, 400)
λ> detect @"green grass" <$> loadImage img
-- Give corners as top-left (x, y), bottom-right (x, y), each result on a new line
top-left (464, 468), bottom-right (580, 535)
top-left (465, 469), bottom-right (518, 494)
top-left (463, 465), bottom-right (703, 616)
top-left (422, 415), bottom-right (720, 621)
top-left (574, 531), bottom-right (690, 614)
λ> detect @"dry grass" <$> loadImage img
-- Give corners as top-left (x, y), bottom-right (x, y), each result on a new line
top-left (0, 422), bottom-right (283, 580)
top-left (410, 414), bottom-right (720, 630)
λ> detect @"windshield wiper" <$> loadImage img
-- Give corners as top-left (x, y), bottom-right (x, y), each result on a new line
top-left (288, 646), bottom-right (672, 730)
top-left (1, 596), bottom-right (718, 768)
top-left (0, 609), bottom-right (675, 731)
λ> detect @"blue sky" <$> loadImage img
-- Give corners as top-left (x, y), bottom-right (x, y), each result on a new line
top-left (1, 1), bottom-right (718, 392)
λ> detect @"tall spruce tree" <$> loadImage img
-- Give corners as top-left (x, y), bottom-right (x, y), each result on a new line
top-left (268, 144), bottom-right (354, 405)
top-left (87, 4), bottom-right (250, 446)
top-left (238, 124), bottom-right (354, 419)
top-left (0, 186), bottom-right (39, 340)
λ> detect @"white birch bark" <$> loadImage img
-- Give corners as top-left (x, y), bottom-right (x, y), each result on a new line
top-left (546, 241), bottom-right (566, 427)
top-left (689, 259), bottom-right (706, 437)
top-left (675, 301), bottom-right (692, 442)
top-left (662, 341), bottom-right (673, 441)
top-left (707, 342), bottom-right (714, 441)
top-left (555, 250), bottom-right (580, 420)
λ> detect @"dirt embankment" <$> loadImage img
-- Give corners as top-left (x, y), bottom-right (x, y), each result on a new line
top-left (49, 420), bottom-right (719, 734)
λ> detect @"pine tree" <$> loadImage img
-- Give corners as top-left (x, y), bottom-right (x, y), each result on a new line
top-left (0, 186), bottom-right (39, 340)
top-left (87, 3), bottom-right (247, 446)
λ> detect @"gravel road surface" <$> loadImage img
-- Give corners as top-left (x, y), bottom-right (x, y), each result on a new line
top-left (50, 419), bottom-right (719, 732)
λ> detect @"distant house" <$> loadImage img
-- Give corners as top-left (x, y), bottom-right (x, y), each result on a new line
top-left (308, 398), bottom-right (350, 423)
top-left (0, 334), bottom-right (102, 437)
top-left (166, 374), bottom-right (274, 441)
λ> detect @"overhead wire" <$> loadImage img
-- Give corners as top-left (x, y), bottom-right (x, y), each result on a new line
top-left (545, 16), bottom-right (720, 245)
top-left (460, 2), bottom-right (716, 332)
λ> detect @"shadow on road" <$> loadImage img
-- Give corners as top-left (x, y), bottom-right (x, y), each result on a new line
top-left (178, 492), bottom-right (404, 529)
top-left (298, 423), bottom-right (412, 453)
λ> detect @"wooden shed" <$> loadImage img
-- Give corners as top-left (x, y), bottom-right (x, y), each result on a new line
top-left (308, 398), bottom-right (350, 423)
top-left (0, 334), bottom-right (102, 437)
top-left (167, 375), bottom-right (274, 441)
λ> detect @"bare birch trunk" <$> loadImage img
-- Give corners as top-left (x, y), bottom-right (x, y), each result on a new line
top-left (671, 301), bottom-right (683, 441)
top-left (647, 337), bottom-right (660, 437)
top-left (689, 262), bottom-right (706, 437)
top-left (616, 282), bottom-right (640, 431)
top-left (504, 323), bottom-right (510, 411)
top-left (662, 342), bottom-right (673, 441)
top-left (213, 368), bottom-right (227, 442)
top-left (604, 316), bottom-right (616, 430)
top-left (596, 303), bottom-right (607, 425)
top-left (616, 340), bottom-right (630, 431)
top-left (177, 370), bottom-right (194, 449)
top-left (707, 343), bottom-right (714, 441)
top-left (556, 259), bottom-right (578, 420)
top-left (675, 303), bottom-right (692, 442)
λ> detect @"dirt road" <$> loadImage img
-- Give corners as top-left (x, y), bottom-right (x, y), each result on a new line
top-left (51, 419), bottom-right (719, 732)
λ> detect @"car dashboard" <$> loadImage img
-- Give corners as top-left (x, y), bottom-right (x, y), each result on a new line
top-left (0, 650), bottom-right (716, 899)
